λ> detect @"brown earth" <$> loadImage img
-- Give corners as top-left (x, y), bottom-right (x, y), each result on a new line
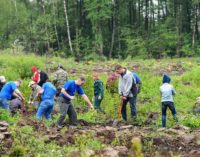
top-left (12, 119), bottom-right (200, 157)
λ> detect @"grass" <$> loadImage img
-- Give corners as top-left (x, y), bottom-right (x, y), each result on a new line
top-left (1, 50), bottom-right (200, 156)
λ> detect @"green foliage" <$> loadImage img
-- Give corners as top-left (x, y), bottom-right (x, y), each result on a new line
top-left (0, 108), bottom-right (19, 123)
top-left (9, 145), bottom-right (26, 157)
top-left (75, 133), bottom-right (105, 151)
top-left (181, 114), bottom-right (200, 128)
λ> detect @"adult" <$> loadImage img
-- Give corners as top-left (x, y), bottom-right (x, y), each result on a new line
top-left (37, 68), bottom-right (49, 87)
top-left (115, 65), bottom-right (137, 121)
top-left (10, 97), bottom-right (22, 114)
top-left (36, 82), bottom-right (56, 120)
top-left (0, 80), bottom-right (24, 110)
top-left (106, 72), bottom-right (118, 94)
top-left (56, 77), bottom-right (94, 127)
top-left (0, 76), bottom-right (6, 91)
top-left (53, 64), bottom-right (68, 94)
top-left (132, 71), bottom-right (142, 111)
top-left (31, 66), bottom-right (40, 83)
top-left (28, 81), bottom-right (42, 109)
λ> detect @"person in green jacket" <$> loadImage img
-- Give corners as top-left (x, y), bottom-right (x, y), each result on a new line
top-left (93, 73), bottom-right (104, 112)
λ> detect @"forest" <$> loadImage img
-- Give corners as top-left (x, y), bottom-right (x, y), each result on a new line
top-left (1, 0), bottom-right (200, 59)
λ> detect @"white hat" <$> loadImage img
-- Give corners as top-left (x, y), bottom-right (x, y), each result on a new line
top-left (0, 76), bottom-right (6, 83)
top-left (28, 81), bottom-right (36, 87)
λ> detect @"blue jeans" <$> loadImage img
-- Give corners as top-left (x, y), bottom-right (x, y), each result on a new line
top-left (121, 95), bottom-right (137, 121)
top-left (0, 97), bottom-right (9, 110)
top-left (162, 101), bottom-right (177, 127)
top-left (36, 99), bottom-right (54, 120)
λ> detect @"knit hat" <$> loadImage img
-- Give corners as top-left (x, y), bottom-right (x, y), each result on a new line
top-left (162, 74), bottom-right (171, 83)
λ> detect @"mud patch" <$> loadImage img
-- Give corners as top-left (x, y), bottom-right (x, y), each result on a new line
top-left (154, 63), bottom-right (185, 76)
top-left (0, 121), bottom-right (13, 154)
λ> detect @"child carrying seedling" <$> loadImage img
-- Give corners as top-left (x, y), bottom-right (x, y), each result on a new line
top-left (160, 74), bottom-right (178, 127)
top-left (93, 73), bottom-right (104, 112)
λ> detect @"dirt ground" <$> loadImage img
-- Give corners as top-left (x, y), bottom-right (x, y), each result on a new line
top-left (9, 118), bottom-right (199, 157)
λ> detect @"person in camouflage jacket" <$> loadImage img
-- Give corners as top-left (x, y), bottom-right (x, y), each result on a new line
top-left (93, 73), bottom-right (104, 111)
top-left (54, 64), bottom-right (68, 94)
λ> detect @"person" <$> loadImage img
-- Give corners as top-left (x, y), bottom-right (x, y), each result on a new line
top-left (0, 80), bottom-right (24, 110)
top-left (38, 68), bottom-right (49, 87)
top-left (131, 72), bottom-right (142, 110)
top-left (28, 81), bottom-right (42, 109)
top-left (36, 81), bottom-right (56, 120)
top-left (53, 64), bottom-right (68, 94)
top-left (10, 97), bottom-right (22, 114)
top-left (193, 97), bottom-right (200, 114)
top-left (0, 76), bottom-right (6, 91)
top-left (31, 66), bottom-right (40, 83)
top-left (160, 74), bottom-right (178, 128)
top-left (115, 65), bottom-right (137, 121)
top-left (106, 72), bottom-right (118, 94)
top-left (56, 77), bottom-right (94, 127)
top-left (93, 73), bottom-right (104, 111)
top-left (132, 72), bottom-right (142, 93)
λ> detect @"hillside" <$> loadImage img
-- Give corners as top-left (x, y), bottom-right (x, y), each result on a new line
top-left (0, 52), bottom-right (200, 156)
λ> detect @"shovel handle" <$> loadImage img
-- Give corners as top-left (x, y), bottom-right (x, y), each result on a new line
top-left (118, 97), bottom-right (124, 119)
top-left (21, 99), bottom-right (24, 117)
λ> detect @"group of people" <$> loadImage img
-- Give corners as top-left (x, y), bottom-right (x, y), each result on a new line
top-left (0, 63), bottom-right (180, 128)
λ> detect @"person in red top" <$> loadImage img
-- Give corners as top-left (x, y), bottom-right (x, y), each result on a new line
top-left (31, 66), bottom-right (40, 83)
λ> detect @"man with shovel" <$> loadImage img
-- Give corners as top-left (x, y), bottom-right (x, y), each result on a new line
top-left (115, 65), bottom-right (137, 121)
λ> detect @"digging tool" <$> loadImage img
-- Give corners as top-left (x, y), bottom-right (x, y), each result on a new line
top-left (113, 96), bottom-right (124, 127)
top-left (21, 99), bottom-right (25, 117)
top-left (118, 96), bottom-right (124, 120)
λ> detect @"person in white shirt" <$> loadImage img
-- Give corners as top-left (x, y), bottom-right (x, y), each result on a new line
top-left (160, 74), bottom-right (178, 127)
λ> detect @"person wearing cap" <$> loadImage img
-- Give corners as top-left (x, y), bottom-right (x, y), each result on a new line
top-left (0, 76), bottom-right (6, 91)
top-left (36, 81), bottom-right (57, 120)
top-left (160, 74), bottom-right (178, 128)
top-left (31, 66), bottom-right (49, 87)
top-left (53, 64), bottom-right (68, 95)
top-left (115, 64), bottom-right (137, 121)
top-left (0, 80), bottom-right (24, 110)
top-left (31, 66), bottom-right (40, 83)
top-left (28, 81), bottom-right (42, 109)
top-left (56, 77), bottom-right (94, 127)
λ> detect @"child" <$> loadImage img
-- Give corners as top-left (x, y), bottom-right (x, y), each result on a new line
top-left (93, 73), bottom-right (104, 112)
top-left (160, 74), bottom-right (178, 127)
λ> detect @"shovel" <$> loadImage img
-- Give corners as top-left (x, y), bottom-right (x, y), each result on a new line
top-left (21, 99), bottom-right (25, 117)
top-left (113, 97), bottom-right (124, 127)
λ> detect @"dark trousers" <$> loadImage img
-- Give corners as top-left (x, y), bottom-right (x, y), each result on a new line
top-left (57, 97), bottom-right (77, 126)
top-left (162, 101), bottom-right (177, 127)
top-left (121, 96), bottom-right (137, 121)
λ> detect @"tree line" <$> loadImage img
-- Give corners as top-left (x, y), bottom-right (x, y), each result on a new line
top-left (0, 0), bottom-right (200, 59)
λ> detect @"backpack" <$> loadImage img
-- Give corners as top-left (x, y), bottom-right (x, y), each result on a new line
top-left (131, 76), bottom-right (138, 96)
top-left (38, 71), bottom-right (48, 87)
